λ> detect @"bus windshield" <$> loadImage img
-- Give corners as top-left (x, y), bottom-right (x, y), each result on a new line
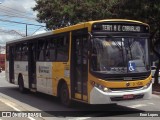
top-left (91, 36), bottom-right (149, 74)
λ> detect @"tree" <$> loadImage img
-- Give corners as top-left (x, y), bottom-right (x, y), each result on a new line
top-left (33, 0), bottom-right (119, 30)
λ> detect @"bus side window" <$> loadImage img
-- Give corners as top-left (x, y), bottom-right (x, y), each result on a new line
top-left (15, 45), bottom-right (21, 61)
top-left (56, 36), bottom-right (69, 61)
top-left (45, 41), bottom-right (50, 61)
top-left (49, 38), bottom-right (56, 61)
top-left (6, 46), bottom-right (9, 61)
top-left (21, 44), bottom-right (28, 61)
top-left (38, 40), bottom-right (45, 61)
top-left (45, 38), bottom-right (56, 61)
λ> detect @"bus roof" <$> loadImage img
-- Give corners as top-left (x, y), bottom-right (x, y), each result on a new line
top-left (6, 19), bottom-right (149, 45)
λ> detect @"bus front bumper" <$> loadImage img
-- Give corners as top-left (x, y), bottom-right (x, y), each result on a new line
top-left (89, 83), bottom-right (152, 104)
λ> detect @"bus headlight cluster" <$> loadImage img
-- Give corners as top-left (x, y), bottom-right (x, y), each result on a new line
top-left (94, 83), bottom-right (111, 92)
top-left (143, 80), bottom-right (152, 89)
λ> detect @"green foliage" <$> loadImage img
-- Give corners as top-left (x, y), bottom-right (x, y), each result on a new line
top-left (33, 0), bottom-right (160, 32)
top-left (112, 0), bottom-right (160, 33)
top-left (33, 0), bottom-right (119, 30)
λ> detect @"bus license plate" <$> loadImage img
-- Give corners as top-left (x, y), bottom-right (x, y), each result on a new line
top-left (123, 94), bottom-right (134, 99)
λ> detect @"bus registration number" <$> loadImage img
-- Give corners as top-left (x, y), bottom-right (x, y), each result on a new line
top-left (123, 94), bottom-right (134, 99)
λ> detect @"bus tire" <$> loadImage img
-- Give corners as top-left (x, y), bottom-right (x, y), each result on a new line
top-left (60, 83), bottom-right (71, 107)
top-left (18, 75), bottom-right (26, 93)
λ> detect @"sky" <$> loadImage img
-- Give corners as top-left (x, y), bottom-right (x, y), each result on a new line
top-left (0, 0), bottom-right (46, 46)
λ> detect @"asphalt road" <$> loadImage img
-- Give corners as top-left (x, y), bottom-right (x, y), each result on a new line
top-left (0, 71), bottom-right (160, 120)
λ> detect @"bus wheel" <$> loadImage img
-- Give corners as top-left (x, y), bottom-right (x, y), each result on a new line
top-left (60, 83), bottom-right (71, 107)
top-left (18, 75), bottom-right (25, 93)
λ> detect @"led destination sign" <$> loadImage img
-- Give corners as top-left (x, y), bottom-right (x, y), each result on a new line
top-left (102, 25), bottom-right (140, 32)
top-left (92, 23), bottom-right (149, 33)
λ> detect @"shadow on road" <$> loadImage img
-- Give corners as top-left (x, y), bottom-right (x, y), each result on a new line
top-left (0, 86), bottom-right (145, 117)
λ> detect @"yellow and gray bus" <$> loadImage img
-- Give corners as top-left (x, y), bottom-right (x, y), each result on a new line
top-left (6, 19), bottom-right (152, 106)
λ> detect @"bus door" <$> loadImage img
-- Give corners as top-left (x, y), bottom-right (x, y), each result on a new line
top-left (9, 46), bottom-right (14, 83)
top-left (28, 43), bottom-right (36, 90)
top-left (71, 29), bottom-right (88, 101)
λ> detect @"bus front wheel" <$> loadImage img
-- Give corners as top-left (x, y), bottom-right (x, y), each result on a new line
top-left (60, 83), bottom-right (71, 107)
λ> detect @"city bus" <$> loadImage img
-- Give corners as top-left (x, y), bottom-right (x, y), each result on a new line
top-left (6, 19), bottom-right (152, 106)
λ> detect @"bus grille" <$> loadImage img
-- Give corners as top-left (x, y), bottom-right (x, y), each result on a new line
top-left (110, 86), bottom-right (143, 91)
top-left (106, 75), bottom-right (148, 81)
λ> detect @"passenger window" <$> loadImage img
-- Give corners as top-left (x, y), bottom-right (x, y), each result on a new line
top-left (36, 33), bottom-right (69, 62)
top-left (37, 40), bottom-right (45, 61)
top-left (6, 46), bottom-right (9, 61)
top-left (56, 36), bottom-right (69, 61)
top-left (46, 39), bottom-right (56, 61)
top-left (15, 45), bottom-right (22, 61)
top-left (21, 43), bottom-right (28, 61)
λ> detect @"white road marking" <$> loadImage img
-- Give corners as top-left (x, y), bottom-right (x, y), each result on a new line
top-left (147, 102), bottom-right (155, 105)
top-left (0, 97), bottom-right (36, 120)
top-left (68, 117), bottom-right (91, 120)
top-left (4, 101), bottom-right (20, 111)
top-left (128, 102), bottom-right (155, 108)
top-left (128, 104), bottom-right (147, 108)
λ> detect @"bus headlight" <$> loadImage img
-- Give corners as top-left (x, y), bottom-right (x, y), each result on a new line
top-left (143, 80), bottom-right (152, 89)
top-left (94, 83), bottom-right (111, 92)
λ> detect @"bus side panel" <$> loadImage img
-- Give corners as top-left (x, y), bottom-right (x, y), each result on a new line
top-left (14, 61), bottom-right (28, 88)
top-left (36, 62), bottom-right (53, 95)
top-left (52, 62), bottom-right (70, 97)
